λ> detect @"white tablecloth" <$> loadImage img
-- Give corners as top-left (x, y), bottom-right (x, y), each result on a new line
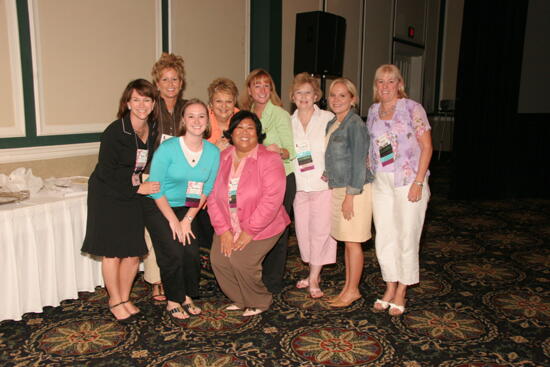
top-left (0, 190), bottom-right (103, 321)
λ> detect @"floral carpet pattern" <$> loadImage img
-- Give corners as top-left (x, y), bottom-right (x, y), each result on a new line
top-left (1, 166), bottom-right (549, 366)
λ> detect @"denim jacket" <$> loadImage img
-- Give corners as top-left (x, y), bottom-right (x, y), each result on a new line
top-left (325, 111), bottom-right (374, 194)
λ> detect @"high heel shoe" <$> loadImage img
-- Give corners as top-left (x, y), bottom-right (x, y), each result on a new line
top-left (329, 295), bottom-right (361, 308)
top-left (109, 302), bottom-right (133, 324)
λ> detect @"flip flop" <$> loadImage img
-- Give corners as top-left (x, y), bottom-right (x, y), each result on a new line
top-left (182, 302), bottom-right (202, 316)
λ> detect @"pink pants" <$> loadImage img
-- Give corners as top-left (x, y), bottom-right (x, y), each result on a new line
top-left (293, 190), bottom-right (337, 266)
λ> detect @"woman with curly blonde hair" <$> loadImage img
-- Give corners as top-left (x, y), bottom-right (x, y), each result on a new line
top-left (143, 53), bottom-right (187, 302)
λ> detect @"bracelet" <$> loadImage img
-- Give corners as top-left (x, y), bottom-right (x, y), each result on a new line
top-left (413, 181), bottom-right (423, 187)
top-left (186, 215), bottom-right (193, 222)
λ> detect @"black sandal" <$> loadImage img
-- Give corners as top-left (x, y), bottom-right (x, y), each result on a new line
top-left (167, 306), bottom-right (190, 320)
top-left (182, 302), bottom-right (202, 316)
top-left (109, 302), bottom-right (133, 324)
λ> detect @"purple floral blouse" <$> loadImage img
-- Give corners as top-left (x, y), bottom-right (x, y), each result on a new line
top-left (366, 98), bottom-right (431, 187)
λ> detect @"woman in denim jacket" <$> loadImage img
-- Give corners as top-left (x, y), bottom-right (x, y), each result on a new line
top-left (324, 78), bottom-right (374, 308)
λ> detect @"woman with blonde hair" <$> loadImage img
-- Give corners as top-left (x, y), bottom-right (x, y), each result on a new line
top-left (324, 77), bottom-right (374, 308)
top-left (367, 64), bottom-right (432, 316)
top-left (207, 77), bottom-right (239, 151)
top-left (240, 69), bottom-right (296, 293)
top-left (290, 73), bottom-right (336, 298)
top-left (143, 52), bottom-right (188, 302)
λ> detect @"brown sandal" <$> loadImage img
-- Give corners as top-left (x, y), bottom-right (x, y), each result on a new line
top-left (152, 283), bottom-right (166, 302)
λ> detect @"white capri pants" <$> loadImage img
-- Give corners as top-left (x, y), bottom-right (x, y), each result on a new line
top-left (372, 172), bottom-right (429, 285)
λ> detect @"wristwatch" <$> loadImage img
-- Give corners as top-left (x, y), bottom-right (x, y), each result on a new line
top-left (186, 215), bottom-right (193, 222)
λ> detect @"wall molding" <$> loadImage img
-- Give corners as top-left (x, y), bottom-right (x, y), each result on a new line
top-left (0, 142), bottom-right (99, 164)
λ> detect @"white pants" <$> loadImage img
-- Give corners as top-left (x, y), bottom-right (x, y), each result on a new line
top-left (372, 172), bottom-right (429, 285)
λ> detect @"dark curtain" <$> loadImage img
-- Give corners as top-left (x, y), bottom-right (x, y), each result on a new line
top-left (450, 0), bottom-right (549, 199)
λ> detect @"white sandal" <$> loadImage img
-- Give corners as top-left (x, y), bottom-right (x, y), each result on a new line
top-left (242, 307), bottom-right (264, 317)
top-left (373, 299), bottom-right (390, 311)
top-left (224, 304), bottom-right (242, 311)
top-left (388, 302), bottom-right (406, 316)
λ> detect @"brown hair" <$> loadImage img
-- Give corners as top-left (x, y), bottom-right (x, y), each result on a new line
top-left (178, 98), bottom-right (212, 139)
top-left (372, 64), bottom-right (408, 102)
top-left (151, 53), bottom-right (185, 96)
top-left (289, 72), bottom-right (322, 102)
top-left (207, 78), bottom-right (239, 105)
top-left (116, 79), bottom-right (157, 119)
top-left (239, 68), bottom-right (282, 111)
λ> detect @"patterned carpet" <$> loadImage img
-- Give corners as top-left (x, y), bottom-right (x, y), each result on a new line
top-left (1, 164), bottom-right (549, 366)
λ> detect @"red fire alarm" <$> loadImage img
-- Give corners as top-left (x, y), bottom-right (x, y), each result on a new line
top-left (408, 26), bottom-right (415, 38)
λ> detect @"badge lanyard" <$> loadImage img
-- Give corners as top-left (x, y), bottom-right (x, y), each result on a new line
top-left (131, 119), bottom-right (150, 186)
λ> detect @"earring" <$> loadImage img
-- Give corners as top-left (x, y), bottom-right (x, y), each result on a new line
top-left (128, 107), bottom-right (132, 110)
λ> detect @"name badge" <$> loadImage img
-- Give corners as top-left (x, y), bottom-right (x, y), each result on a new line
top-left (296, 141), bottom-right (315, 172)
top-left (132, 149), bottom-right (149, 186)
top-left (161, 134), bottom-right (174, 144)
top-left (376, 134), bottom-right (394, 167)
top-left (185, 181), bottom-right (203, 207)
top-left (228, 177), bottom-right (239, 208)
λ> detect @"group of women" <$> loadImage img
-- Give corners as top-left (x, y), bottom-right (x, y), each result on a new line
top-left (82, 52), bottom-right (432, 322)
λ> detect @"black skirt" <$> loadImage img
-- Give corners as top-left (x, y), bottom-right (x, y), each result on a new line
top-left (81, 175), bottom-right (147, 258)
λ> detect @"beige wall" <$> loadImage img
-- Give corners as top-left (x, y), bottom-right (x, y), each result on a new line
top-left (171, 0), bottom-right (248, 104)
top-left (440, 0), bottom-right (463, 102)
top-left (0, 1), bottom-right (15, 129)
top-left (32, 0), bottom-right (160, 135)
top-left (0, 0), bottom-right (24, 137)
top-left (326, 0), bottom-right (363, 101)
top-left (0, 154), bottom-right (97, 178)
top-left (360, 0), bottom-right (393, 112)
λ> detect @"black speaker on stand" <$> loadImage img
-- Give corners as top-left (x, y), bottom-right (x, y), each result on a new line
top-left (294, 11), bottom-right (346, 109)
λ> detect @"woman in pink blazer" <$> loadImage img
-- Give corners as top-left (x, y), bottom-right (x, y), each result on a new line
top-left (208, 110), bottom-right (290, 317)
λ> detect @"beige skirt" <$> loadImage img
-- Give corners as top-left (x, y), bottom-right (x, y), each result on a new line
top-left (331, 184), bottom-right (373, 243)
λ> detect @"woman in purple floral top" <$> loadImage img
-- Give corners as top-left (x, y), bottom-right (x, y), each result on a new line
top-left (366, 64), bottom-right (433, 316)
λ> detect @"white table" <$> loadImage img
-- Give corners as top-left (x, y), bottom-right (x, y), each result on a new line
top-left (0, 190), bottom-right (103, 321)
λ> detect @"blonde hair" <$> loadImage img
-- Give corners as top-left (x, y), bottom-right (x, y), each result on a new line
top-left (328, 78), bottom-right (358, 112)
top-left (239, 69), bottom-right (282, 111)
top-left (372, 64), bottom-right (407, 102)
top-left (207, 78), bottom-right (239, 105)
top-left (151, 53), bottom-right (186, 93)
top-left (289, 72), bottom-right (322, 102)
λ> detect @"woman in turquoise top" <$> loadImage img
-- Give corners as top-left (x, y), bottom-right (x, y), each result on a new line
top-left (240, 69), bottom-right (296, 293)
top-left (144, 98), bottom-right (220, 320)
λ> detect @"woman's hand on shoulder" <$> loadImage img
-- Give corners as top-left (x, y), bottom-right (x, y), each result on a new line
top-left (266, 144), bottom-right (289, 159)
top-left (137, 181), bottom-right (160, 195)
top-left (220, 231), bottom-right (234, 257)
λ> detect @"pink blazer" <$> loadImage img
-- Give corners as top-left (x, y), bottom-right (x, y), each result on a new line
top-left (207, 144), bottom-right (290, 240)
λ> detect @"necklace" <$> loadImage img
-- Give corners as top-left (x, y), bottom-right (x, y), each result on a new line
top-left (379, 104), bottom-right (396, 118)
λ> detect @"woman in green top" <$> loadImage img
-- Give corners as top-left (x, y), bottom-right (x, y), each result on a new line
top-left (240, 69), bottom-right (296, 293)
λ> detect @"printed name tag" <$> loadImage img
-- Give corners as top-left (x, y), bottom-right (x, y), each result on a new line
top-left (132, 149), bottom-right (149, 186)
top-left (185, 181), bottom-right (203, 207)
top-left (160, 134), bottom-right (174, 144)
top-left (296, 142), bottom-right (315, 172)
top-left (376, 134), bottom-right (394, 167)
top-left (228, 178), bottom-right (239, 208)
